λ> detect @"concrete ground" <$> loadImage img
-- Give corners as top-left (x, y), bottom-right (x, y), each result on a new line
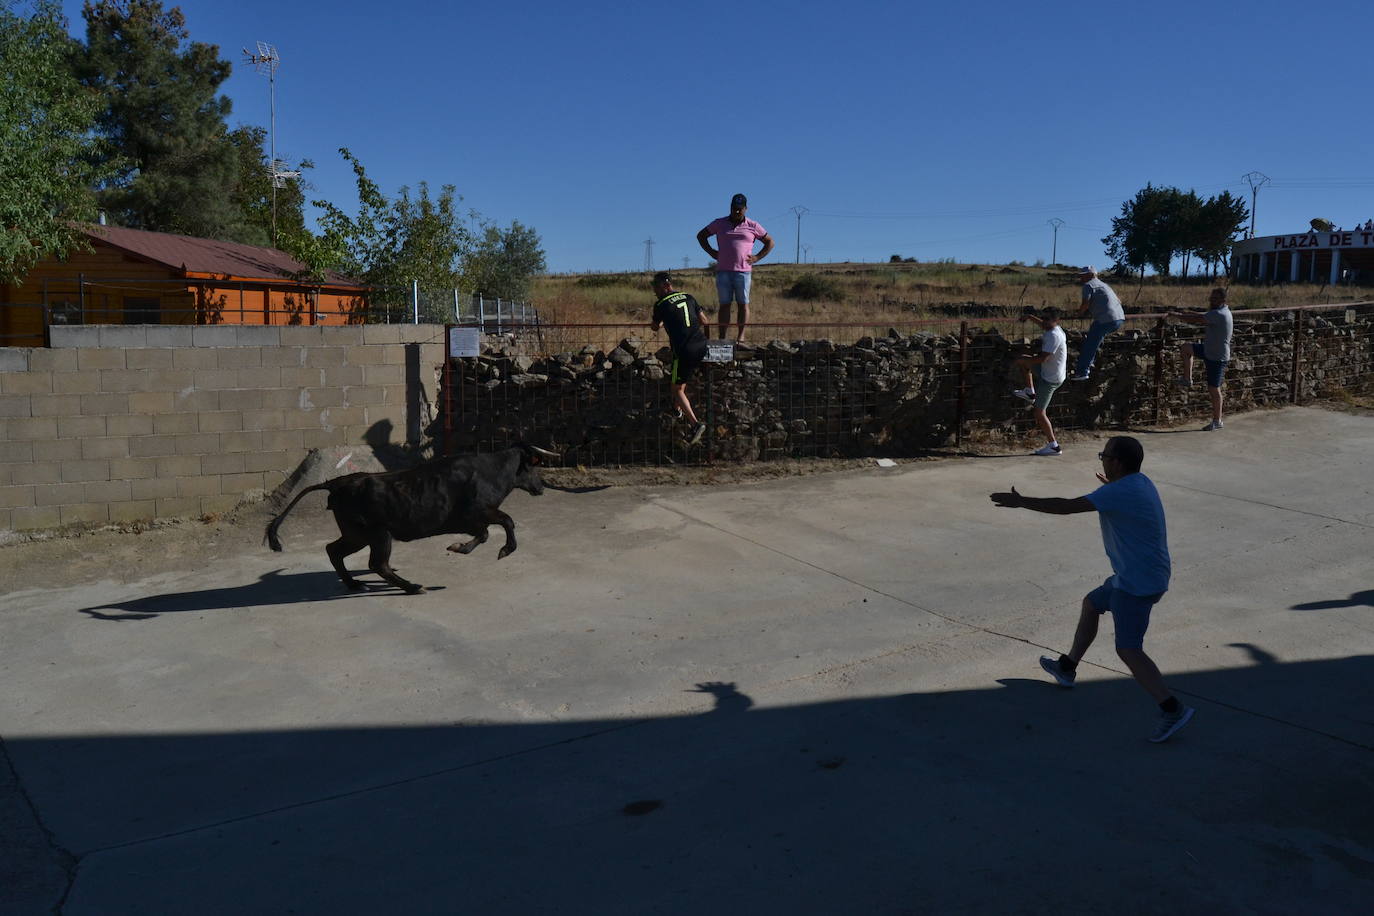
top-left (1, 406), bottom-right (1372, 915)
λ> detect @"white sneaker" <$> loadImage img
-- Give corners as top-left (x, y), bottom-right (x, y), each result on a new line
top-left (1201, 420), bottom-right (1223, 431)
top-left (1012, 387), bottom-right (1035, 404)
top-left (1032, 443), bottom-right (1062, 457)
top-left (1068, 371), bottom-right (1090, 381)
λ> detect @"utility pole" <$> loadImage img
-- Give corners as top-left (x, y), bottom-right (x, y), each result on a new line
top-left (682, 256), bottom-right (690, 271)
top-left (802, 244), bottom-right (812, 264)
top-left (1048, 218), bottom-right (1065, 266)
top-left (790, 206), bottom-right (809, 263)
top-left (643, 238), bottom-right (655, 272)
top-left (1242, 171), bottom-right (1270, 239)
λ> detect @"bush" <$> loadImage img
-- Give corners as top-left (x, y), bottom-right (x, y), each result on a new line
top-left (787, 274), bottom-right (847, 301)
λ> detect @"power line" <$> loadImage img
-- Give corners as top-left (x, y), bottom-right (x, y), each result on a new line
top-left (1242, 171), bottom-right (1270, 239)
top-left (1047, 218), bottom-right (1065, 266)
top-left (790, 206), bottom-right (809, 263)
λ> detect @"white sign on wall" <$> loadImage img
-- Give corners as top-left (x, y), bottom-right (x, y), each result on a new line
top-left (705, 340), bottom-right (735, 363)
top-left (448, 327), bottom-right (480, 358)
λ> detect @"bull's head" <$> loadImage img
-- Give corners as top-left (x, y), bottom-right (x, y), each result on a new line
top-left (515, 444), bottom-right (561, 496)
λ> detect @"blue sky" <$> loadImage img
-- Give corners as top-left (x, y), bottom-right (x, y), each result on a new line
top-left (59, 0), bottom-right (1374, 274)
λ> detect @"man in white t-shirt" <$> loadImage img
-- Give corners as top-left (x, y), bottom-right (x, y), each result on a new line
top-left (1011, 307), bottom-right (1068, 456)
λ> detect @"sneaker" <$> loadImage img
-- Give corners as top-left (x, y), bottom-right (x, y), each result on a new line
top-left (1039, 655), bottom-right (1076, 687)
top-left (1032, 443), bottom-right (1062, 457)
top-left (1149, 705), bottom-right (1195, 743)
top-left (1201, 420), bottom-right (1223, 431)
top-left (1012, 387), bottom-right (1035, 404)
top-left (688, 422), bottom-right (707, 445)
top-left (1175, 376), bottom-right (1193, 388)
top-left (1068, 371), bottom-right (1090, 381)
top-left (665, 407), bottom-right (685, 420)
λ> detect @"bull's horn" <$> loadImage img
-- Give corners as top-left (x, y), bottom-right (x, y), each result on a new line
top-left (529, 445), bottom-right (561, 460)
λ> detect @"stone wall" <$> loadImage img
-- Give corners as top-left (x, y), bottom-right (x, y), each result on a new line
top-left (448, 309), bottom-right (1373, 462)
top-left (0, 324), bottom-right (444, 533)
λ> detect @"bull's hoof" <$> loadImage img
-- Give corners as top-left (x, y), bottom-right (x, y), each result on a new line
top-left (343, 580), bottom-right (366, 592)
top-left (497, 546), bottom-right (514, 559)
top-left (402, 584), bottom-right (424, 595)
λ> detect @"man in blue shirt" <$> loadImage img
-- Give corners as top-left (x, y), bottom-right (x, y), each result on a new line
top-left (989, 436), bottom-right (1194, 742)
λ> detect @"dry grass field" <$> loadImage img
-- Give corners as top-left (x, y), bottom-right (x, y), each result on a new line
top-left (532, 261), bottom-right (1373, 330)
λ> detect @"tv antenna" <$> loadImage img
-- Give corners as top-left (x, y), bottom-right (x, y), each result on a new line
top-left (243, 42), bottom-right (296, 246)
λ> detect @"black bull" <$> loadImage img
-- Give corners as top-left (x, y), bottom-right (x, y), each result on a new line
top-left (264, 445), bottom-right (559, 594)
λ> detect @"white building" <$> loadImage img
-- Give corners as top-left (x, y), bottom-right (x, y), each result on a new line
top-left (1232, 228), bottom-right (1374, 284)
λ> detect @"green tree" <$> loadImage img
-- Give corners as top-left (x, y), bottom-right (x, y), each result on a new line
top-left (465, 220), bottom-right (546, 301)
top-left (78, 0), bottom-right (244, 240)
top-left (1103, 184), bottom-right (1201, 278)
top-left (1191, 191), bottom-right (1248, 277)
top-left (314, 148), bottom-right (472, 321)
top-left (0, 0), bottom-right (112, 285)
top-left (225, 124), bottom-right (312, 249)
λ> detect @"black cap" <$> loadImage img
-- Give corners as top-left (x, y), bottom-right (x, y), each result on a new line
top-left (651, 271), bottom-right (673, 286)
top-left (731, 193), bottom-right (747, 208)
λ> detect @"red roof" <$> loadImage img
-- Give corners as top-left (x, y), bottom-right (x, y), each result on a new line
top-left (81, 224), bottom-right (366, 288)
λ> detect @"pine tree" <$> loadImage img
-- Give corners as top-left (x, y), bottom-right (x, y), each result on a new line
top-left (77, 0), bottom-right (244, 240)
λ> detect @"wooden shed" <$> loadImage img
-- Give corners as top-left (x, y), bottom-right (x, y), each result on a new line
top-left (0, 224), bottom-right (370, 347)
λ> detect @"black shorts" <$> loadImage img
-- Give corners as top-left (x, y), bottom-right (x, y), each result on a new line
top-left (671, 340), bottom-right (707, 384)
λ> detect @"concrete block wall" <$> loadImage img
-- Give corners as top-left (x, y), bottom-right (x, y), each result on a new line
top-left (0, 324), bottom-right (445, 533)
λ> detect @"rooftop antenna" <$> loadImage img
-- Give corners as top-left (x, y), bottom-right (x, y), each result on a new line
top-left (243, 42), bottom-right (297, 246)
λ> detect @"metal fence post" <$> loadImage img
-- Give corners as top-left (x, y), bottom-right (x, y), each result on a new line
top-left (478, 295), bottom-right (485, 332)
top-left (412, 279), bottom-right (419, 324)
top-left (1153, 317), bottom-right (1166, 426)
top-left (1290, 309), bottom-right (1303, 404)
top-left (955, 321), bottom-right (969, 446)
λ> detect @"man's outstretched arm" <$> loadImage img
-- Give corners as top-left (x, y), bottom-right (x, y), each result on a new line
top-left (989, 486), bottom-right (1095, 515)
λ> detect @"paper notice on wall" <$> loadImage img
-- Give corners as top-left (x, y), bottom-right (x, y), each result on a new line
top-left (448, 327), bottom-right (480, 358)
top-left (875, 458), bottom-right (897, 468)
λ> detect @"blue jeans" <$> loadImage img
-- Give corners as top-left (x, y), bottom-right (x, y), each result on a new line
top-left (715, 270), bottom-right (751, 305)
top-left (1074, 319), bottom-right (1124, 376)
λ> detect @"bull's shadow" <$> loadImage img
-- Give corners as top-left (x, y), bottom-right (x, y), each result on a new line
top-left (76, 569), bottom-right (440, 620)
top-left (1292, 589), bottom-right (1374, 611)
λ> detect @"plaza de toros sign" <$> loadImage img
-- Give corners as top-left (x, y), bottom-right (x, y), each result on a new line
top-left (1271, 231), bottom-right (1374, 250)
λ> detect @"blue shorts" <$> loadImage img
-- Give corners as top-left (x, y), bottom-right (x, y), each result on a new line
top-left (1086, 577), bottom-right (1164, 650)
top-left (1188, 343), bottom-right (1227, 387)
top-left (716, 270), bottom-right (751, 305)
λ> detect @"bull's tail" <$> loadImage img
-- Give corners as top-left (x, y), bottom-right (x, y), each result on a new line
top-left (263, 482), bottom-right (335, 552)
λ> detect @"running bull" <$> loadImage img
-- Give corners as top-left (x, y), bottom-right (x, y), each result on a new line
top-left (264, 445), bottom-right (559, 594)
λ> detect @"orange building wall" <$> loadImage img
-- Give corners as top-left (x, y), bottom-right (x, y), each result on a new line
top-left (1, 244), bottom-right (369, 346)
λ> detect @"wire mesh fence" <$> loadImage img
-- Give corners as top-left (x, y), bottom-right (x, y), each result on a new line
top-left (441, 302), bottom-right (1374, 465)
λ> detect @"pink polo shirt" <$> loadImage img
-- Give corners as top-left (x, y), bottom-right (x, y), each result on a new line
top-left (705, 217), bottom-right (768, 272)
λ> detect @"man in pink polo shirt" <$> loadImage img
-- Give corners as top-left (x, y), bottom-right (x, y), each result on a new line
top-left (696, 193), bottom-right (774, 343)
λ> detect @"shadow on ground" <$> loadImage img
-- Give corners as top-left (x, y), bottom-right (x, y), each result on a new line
top-left (75, 569), bottom-right (431, 618)
top-left (8, 658), bottom-right (1373, 915)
